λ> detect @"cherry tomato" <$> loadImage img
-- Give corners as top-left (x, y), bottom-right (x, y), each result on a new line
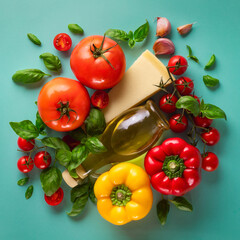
top-left (38, 77), bottom-right (90, 132)
top-left (175, 77), bottom-right (194, 95)
top-left (70, 35), bottom-right (126, 90)
top-left (202, 152), bottom-right (219, 171)
top-left (34, 151), bottom-right (51, 169)
top-left (17, 137), bottom-right (35, 151)
top-left (17, 156), bottom-right (34, 173)
top-left (201, 127), bottom-right (220, 146)
top-left (44, 187), bottom-right (64, 206)
top-left (168, 55), bottom-right (188, 75)
top-left (169, 114), bottom-right (188, 133)
top-left (159, 94), bottom-right (178, 113)
top-left (53, 33), bottom-right (72, 51)
top-left (91, 90), bottom-right (109, 109)
top-left (193, 116), bottom-right (213, 128)
top-left (62, 135), bottom-right (80, 150)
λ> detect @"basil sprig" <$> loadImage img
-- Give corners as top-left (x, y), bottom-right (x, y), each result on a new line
top-left (12, 69), bottom-right (51, 84)
top-left (25, 185), bottom-right (34, 199)
top-left (68, 24), bottom-right (84, 34)
top-left (169, 197), bottom-right (193, 212)
top-left (157, 199), bottom-right (170, 226)
top-left (176, 96), bottom-right (200, 116)
top-left (27, 33), bottom-right (41, 46)
top-left (205, 54), bottom-right (216, 69)
top-left (186, 45), bottom-right (199, 63)
top-left (17, 177), bottom-right (29, 186)
top-left (41, 137), bottom-right (70, 151)
top-left (200, 100), bottom-right (226, 120)
top-left (203, 75), bottom-right (219, 87)
top-left (39, 53), bottom-right (62, 72)
top-left (105, 20), bottom-right (149, 48)
top-left (36, 111), bottom-right (46, 135)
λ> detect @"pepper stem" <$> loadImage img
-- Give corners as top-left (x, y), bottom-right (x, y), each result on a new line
top-left (110, 184), bottom-right (132, 206)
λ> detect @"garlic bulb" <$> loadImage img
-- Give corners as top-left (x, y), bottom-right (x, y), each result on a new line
top-left (153, 38), bottom-right (175, 55)
top-left (156, 17), bottom-right (171, 37)
top-left (177, 23), bottom-right (194, 35)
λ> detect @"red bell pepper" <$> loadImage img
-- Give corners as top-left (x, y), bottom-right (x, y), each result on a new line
top-left (144, 138), bottom-right (201, 196)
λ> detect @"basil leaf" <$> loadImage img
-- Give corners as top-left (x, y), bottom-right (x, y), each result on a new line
top-left (67, 193), bottom-right (88, 217)
top-left (36, 111), bottom-right (46, 135)
top-left (10, 120), bottom-right (39, 140)
top-left (133, 20), bottom-right (149, 42)
top-left (203, 75), bottom-right (219, 87)
top-left (176, 96), bottom-right (200, 116)
top-left (17, 177), bottom-right (29, 186)
top-left (85, 137), bottom-right (107, 153)
top-left (88, 183), bottom-right (97, 204)
top-left (157, 199), bottom-right (170, 226)
top-left (71, 183), bottom-right (89, 202)
top-left (25, 185), bottom-right (34, 199)
top-left (39, 53), bottom-right (62, 72)
top-left (27, 33), bottom-right (41, 46)
top-left (12, 69), bottom-right (51, 84)
top-left (56, 149), bottom-right (72, 167)
top-left (190, 56), bottom-right (199, 63)
top-left (200, 103), bottom-right (227, 120)
top-left (169, 197), bottom-right (193, 212)
top-left (70, 127), bottom-right (87, 142)
top-left (186, 45), bottom-right (199, 63)
top-left (40, 167), bottom-right (62, 196)
top-left (68, 169), bottom-right (79, 178)
top-left (41, 137), bottom-right (70, 151)
top-left (105, 29), bottom-right (129, 41)
top-left (68, 24), bottom-right (84, 34)
top-left (205, 54), bottom-right (216, 69)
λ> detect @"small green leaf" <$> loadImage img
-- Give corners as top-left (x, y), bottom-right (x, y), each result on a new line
top-left (169, 197), bottom-right (193, 212)
top-left (105, 29), bottom-right (129, 41)
top-left (36, 111), bottom-right (46, 135)
top-left (88, 183), bottom-right (97, 204)
top-left (39, 53), bottom-right (62, 72)
top-left (17, 177), bottom-right (29, 186)
top-left (157, 199), bottom-right (170, 226)
top-left (68, 169), bottom-right (79, 178)
top-left (68, 24), bottom-right (84, 34)
top-left (25, 185), bottom-right (34, 199)
top-left (203, 75), bottom-right (219, 87)
top-left (176, 96), bottom-right (200, 116)
top-left (10, 120), bottom-right (39, 140)
top-left (133, 20), bottom-right (149, 42)
top-left (27, 33), bottom-right (41, 46)
top-left (55, 149), bottom-right (72, 167)
top-left (67, 193), bottom-right (88, 217)
top-left (71, 183), bottom-right (89, 203)
top-left (70, 128), bottom-right (87, 142)
top-left (41, 137), bottom-right (70, 151)
top-left (128, 39), bottom-right (135, 48)
top-left (200, 103), bottom-right (227, 120)
top-left (186, 45), bottom-right (192, 56)
top-left (205, 54), bottom-right (216, 69)
top-left (85, 137), bottom-right (107, 153)
top-left (190, 56), bottom-right (199, 63)
top-left (186, 45), bottom-right (199, 63)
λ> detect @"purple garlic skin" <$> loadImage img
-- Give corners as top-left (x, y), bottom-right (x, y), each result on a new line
top-left (177, 23), bottom-right (194, 35)
top-left (153, 38), bottom-right (175, 55)
top-left (156, 17), bottom-right (171, 37)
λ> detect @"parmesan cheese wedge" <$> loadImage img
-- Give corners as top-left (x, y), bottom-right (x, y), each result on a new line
top-left (62, 170), bottom-right (79, 188)
top-left (103, 49), bottom-right (174, 123)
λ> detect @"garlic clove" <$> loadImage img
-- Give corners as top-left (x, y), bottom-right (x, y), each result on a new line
top-left (156, 17), bottom-right (171, 37)
top-left (177, 23), bottom-right (194, 35)
top-left (153, 38), bottom-right (175, 55)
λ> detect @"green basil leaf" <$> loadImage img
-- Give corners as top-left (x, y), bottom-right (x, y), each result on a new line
top-left (85, 137), bottom-right (107, 153)
top-left (133, 20), bottom-right (149, 42)
top-left (10, 120), bottom-right (39, 140)
top-left (70, 127), bottom-right (87, 142)
top-left (190, 56), bottom-right (199, 63)
top-left (169, 197), bottom-right (193, 212)
top-left (12, 69), bottom-right (51, 84)
top-left (176, 96), bottom-right (200, 116)
top-left (68, 24), bottom-right (84, 34)
top-left (128, 39), bottom-right (135, 48)
top-left (67, 193), bottom-right (88, 217)
top-left (200, 103), bottom-right (227, 120)
top-left (41, 137), bottom-right (70, 151)
top-left (56, 149), bottom-right (72, 167)
top-left (25, 185), bottom-right (34, 199)
top-left (105, 29), bottom-right (129, 41)
top-left (84, 108), bottom-right (106, 136)
top-left (17, 177), bottom-right (29, 186)
top-left (27, 33), bottom-right (41, 46)
top-left (187, 45), bottom-right (199, 63)
top-left (39, 53), bottom-right (62, 72)
top-left (88, 183), bottom-right (97, 204)
top-left (36, 111), bottom-right (46, 135)
top-left (157, 199), bottom-right (170, 226)
top-left (68, 169), bottom-right (79, 178)
top-left (203, 75), bottom-right (219, 87)
top-left (205, 54), bottom-right (216, 69)
top-left (71, 183), bottom-right (89, 203)
top-left (40, 167), bottom-right (62, 196)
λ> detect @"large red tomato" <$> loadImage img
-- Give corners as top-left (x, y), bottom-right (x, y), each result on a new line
top-left (70, 35), bottom-right (126, 90)
top-left (38, 77), bottom-right (90, 132)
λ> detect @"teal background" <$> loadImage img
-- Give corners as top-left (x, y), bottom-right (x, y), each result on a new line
top-left (0, 0), bottom-right (239, 239)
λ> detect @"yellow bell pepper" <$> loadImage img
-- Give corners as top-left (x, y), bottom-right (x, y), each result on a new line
top-left (94, 162), bottom-right (153, 225)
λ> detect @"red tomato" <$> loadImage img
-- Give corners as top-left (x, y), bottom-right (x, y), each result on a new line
top-left (17, 156), bottom-right (34, 173)
top-left (34, 151), bottom-right (51, 169)
top-left (168, 55), bottom-right (188, 75)
top-left (70, 35), bottom-right (126, 90)
top-left (169, 114), bottom-right (188, 133)
top-left (201, 127), bottom-right (220, 146)
top-left (44, 187), bottom-right (64, 206)
top-left (193, 116), bottom-right (213, 128)
top-left (175, 77), bottom-right (194, 95)
top-left (91, 90), bottom-right (109, 109)
top-left (53, 33), bottom-right (72, 51)
top-left (17, 137), bottom-right (35, 151)
top-left (38, 77), bottom-right (90, 132)
top-left (159, 94), bottom-right (178, 113)
top-left (202, 152), bottom-right (219, 171)
top-left (62, 135), bottom-right (80, 150)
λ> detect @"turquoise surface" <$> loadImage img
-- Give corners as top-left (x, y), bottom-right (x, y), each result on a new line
top-left (1, 0), bottom-right (239, 239)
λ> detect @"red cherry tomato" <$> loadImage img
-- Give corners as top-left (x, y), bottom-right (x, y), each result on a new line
top-left (175, 77), bottom-right (194, 95)
top-left (53, 33), bottom-right (72, 51)
top-left (193, 116), bottom-right (213, 128)
top-left (17, 137), bottom-right (35, 151)
top-left (17, 156), bottom-right (34, 173)
top-left (201, 127), bottom-right (220, 146)
top-left (34, 151), bottom-right (51, 169)
top-left (169, 114), bottom-right (188, 133)
top-left (91, 90), bottom-right (109, 109)
top-left (202, 152), bottom-right (219, 171)
top-left (159, 94), bottom-right (178, 113)
top-left (44, 187), bottom-right (64, 206)
top-left (62, 135), bottom-right (80, 151)
top-left (168, 55), bottom-right (188, 75)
